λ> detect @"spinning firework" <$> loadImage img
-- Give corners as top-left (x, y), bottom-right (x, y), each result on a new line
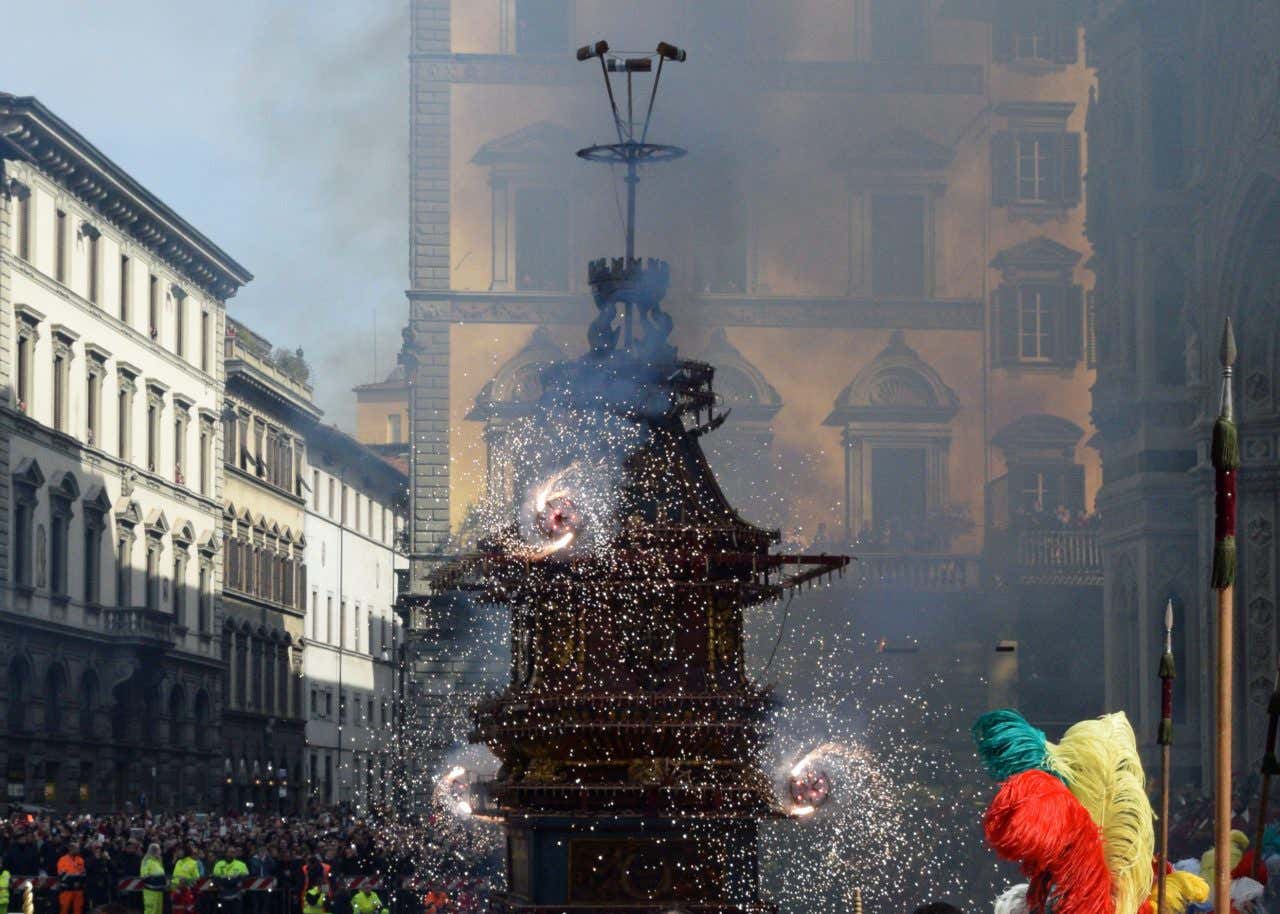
top-left (528, 465), bottom-right (583, 555)
top-left (787, 763), bottom-right (833, 814)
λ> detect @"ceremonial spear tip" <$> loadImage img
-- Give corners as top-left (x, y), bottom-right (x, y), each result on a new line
top-left (1166, 598), bottom-right (1173, 632)
top-left (1221, 316), bottom-right (1237, 368)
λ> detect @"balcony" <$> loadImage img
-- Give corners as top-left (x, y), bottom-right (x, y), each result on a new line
top-left (104, 607), bottom-right (175, 648)
top-left (1013, 529), bottom-right (1103, 585)
top-left (854, 553), bottom-right (980, 591)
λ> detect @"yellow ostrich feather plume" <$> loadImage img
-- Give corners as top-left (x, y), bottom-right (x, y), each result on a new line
top-left (1146, 870), bottom-right (1210, 914)
top-left (1046, 713), bottom-right (1156, 914)
top-left (1199, 829), bottom-right (1249, 888)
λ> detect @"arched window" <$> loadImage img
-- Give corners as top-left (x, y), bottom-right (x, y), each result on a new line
top-left (7, 657), bottom-right (30, 733)
top-left (169, 686), bottom-right (186, 747)
top-left (45, 665), bottom-right (66, 734)
top-left (194, 690), bottom-right (210, 751)
top-left (80, 670), bottom-right (99, 739)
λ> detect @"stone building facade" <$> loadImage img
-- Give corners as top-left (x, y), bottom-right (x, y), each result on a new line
top-left (302, 423), bottom-right (406, 813)
top-left (397, 0), bottom-right (1106, 750)
top-left (219, 318), bottom-right (316, 813)
top-left (1080, 0), bottom-right (1280, 782)
top-left (0, 93), bottom-right (250, 810)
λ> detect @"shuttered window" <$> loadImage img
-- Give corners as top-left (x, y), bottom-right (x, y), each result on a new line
top-left (994, 283), bottom-right (1084, 368)
top-left (992, 131), bottom-right (1081, 208)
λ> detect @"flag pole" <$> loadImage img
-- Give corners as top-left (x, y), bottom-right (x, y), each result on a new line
top-left (1211, 316), bottom-right (1238, 914)
top-left (1251, 657), bottom-right (1280, 878)
top-left (1157, 598), bottom-right (1175, 914)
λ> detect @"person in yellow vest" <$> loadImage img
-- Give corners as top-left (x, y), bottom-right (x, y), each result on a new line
top-left (349, 887), bottom-right (383, 914)
top-left (0, 864), bottom-right (10, 914)
top-left (140, 844), bottom-right (166, 914)
top-left (171, 845), bottom-right (201, 914)
top-left (211, 849), bottom-right (249, 914)
top-left (302, 884), bottom-right (328, 914)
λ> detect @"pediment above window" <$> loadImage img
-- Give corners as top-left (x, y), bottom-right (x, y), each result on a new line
top-left (467, 326), bottom-right (567, 422)
top-left (471, 121), bottom-right (576, 169)
top-left (145, 509), bottom-right (170, 536)
top-left (835, 127), bottom-right (954, 180)
top-left (13, 457), bottom-right (46, 490)
top-left (702, 328), bottom-right (782, 422)
top-left (992, 413), bottom-right (1084, 463)
top-left (50, 471), bottom-right (81, 501)
top-left (991, 236), bottom-right (1082, 280)
top-left (824, 331), bottom-right (959, 426)
top-left (114, 499), bottom-right (143, 528)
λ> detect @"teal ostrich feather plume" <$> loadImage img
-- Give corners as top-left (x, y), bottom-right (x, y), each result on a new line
top-left (972, 709), bottom-right (1063, 783)
top-left (1263, 822), bottom-right (1280, 857)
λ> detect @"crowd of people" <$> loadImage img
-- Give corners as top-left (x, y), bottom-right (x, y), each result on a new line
top-left (0, 809), bottom-right (487, 914)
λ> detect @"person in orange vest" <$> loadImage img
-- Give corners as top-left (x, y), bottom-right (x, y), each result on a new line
top-left (421, 890), bottom-right (447, 914)
top-left (56, 842), bottom-right (87, 914)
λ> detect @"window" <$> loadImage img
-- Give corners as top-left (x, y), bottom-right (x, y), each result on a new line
top-left (514, 0), bottom-right (568, 54)
top-left (51, 330), bottom-right (75, 433)
top-left (85, 354), bottom-right (105, 447)
top-left (995, 284), bottom-right (1083, 367)
top-left (13, 182), bottom-right (31, 261)
top-left (12, 462), bottom-right (43, 590)
top-left (50, 496), bottom-right (71, 599)
top-left (327, 596), bottom-right (335, 645)
top-left (871, 194), bottom-right (925, 299)
top-left (173, 552), bottom-right (188, 626)
top-left (116, 531), bottom-right (134, 608)
top-left (119, 255), bottom-right (131, 322)
top-left (993, 18), bottom-right (1077, 66)
top-left (145, 537), bottom-right (163, 611)
top-left (55, 210), bottom-right (68, 283)
top-left (341, 485), bottom-right (348, 525)
top-left (870, 0), bottom-right (927, 62)
top-left (1018, 288), bottom-right (1054, 361)
top-left (992, 130), bottom-right (1081, 209)
top-left (871, 446), bottom-right (928, 536)
top-left (85, 225), bottom-right (101, 305)
top-left (173, 287), bottom-right (186, 358)
top-left (1013, 467), bottom-right (1083, 515)
top-left (199, 418), bottom-right (212, 495)
top-left (198, 560), bottom-right (212, 633)
top-left (117, 371), bottom-right (136, 463)
top-left (387, 414), bottom-right (402, 444)
top-left (173, 402), bottom-right (190, 485)
top-left (147, 387), bottom-right (163, 472)
top-left (200, 309), bottom-right (211, 372)
top-left (313, 470), bottom-right (321, 509)
top-left (329, 479), bottom-right (336, 517)
top-left (148, 275), bottom-right (160, 340)
top-left (514, 186), bottom-right (569, 291)
top-left (15, 311), bottom-right (39, 414)
top-left (84, 500), bottom-right (107, 605)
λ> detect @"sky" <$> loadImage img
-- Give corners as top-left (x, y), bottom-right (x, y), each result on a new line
top-left (1, 0), bottom-right (409, 428)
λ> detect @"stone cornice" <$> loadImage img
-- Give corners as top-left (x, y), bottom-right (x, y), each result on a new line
top-left (406, 290), bottom-right (983, 331)
top-left (410, 52), bottom-right (985, 96)
top-left (0, 94), bottom-right (252, 299)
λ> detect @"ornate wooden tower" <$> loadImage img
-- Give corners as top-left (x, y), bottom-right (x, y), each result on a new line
top-left (429, 42), bottom-right (847, 912)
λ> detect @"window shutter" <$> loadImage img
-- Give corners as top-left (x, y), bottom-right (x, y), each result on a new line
top-left (1054, 24), bottom-right (1078, 64)
top-left (991, 133), bottom-right (1016, 206)
top-left (1064, 464), bottom-right (1085, 512)
top-left (995, 286), bottom-right (1019, 366)
top-left (993, 22), bottom-right (1015, 62)
top-left (1085, 289), bottom-right (1097, 368)
top-left (1042, 284), bottom-right (1063, 361)
top-left (1060, 284), bottom-right (1084, 365)
top-left (1061, 132), bottom-right (1083, 207)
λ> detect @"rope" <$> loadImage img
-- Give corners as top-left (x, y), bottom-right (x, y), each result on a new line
top-left (762, 591), bottom-right (797, 675)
